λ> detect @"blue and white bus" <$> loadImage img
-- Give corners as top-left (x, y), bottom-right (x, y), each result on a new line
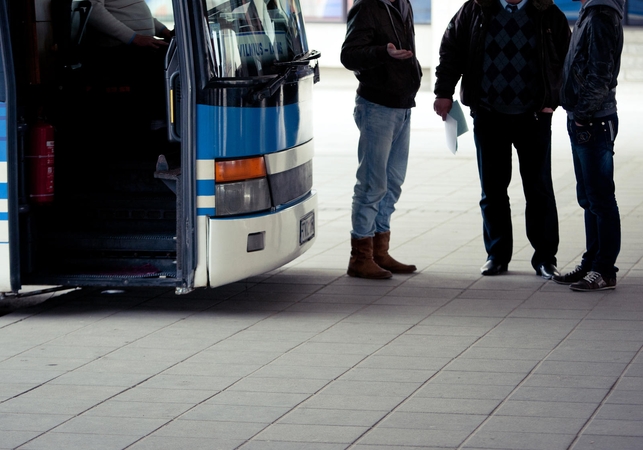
top-left (0, 0), bottom-right (319, 296)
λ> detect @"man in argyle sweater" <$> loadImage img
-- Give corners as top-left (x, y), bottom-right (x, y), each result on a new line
top-left (433, 0), bottom-right (571, 279)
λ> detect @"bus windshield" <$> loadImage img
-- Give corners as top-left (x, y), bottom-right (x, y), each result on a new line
top-left (206, 0), bottom-right (308, 78)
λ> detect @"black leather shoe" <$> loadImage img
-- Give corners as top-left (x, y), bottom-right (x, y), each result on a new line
top-left (481, 260), bottom-right (508, 276)
top-left (536, 263), bottom-right (561, 280)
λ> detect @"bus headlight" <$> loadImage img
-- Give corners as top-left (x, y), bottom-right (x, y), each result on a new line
top-left (215, 178), bottom-right (271, 216)
top-left (214, 156), bottom-right (272, 216)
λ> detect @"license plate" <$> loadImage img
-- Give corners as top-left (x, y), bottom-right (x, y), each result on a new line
top-left (299, 211), bottom-right (315, 245)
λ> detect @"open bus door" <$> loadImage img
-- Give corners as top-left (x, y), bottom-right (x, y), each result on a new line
top-left (0, 0), bottom-right (318, 297)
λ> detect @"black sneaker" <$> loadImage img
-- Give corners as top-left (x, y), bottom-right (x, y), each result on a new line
top-left (553, 265), bottom-right (588, 285)
top-left (570, 271), bottom-right (616, 292)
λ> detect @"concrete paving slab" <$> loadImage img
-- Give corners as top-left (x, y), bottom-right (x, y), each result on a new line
top-left (129, 436), bottom-right (246, 450)
top-left (495, 399), bottom-right (599, 419)
top-left (571, 436), bottom-right (643, 450)
top-left (240, 442), bottom-right (346, 450)
top-left (462, 430), bottom-right (576, 450)
top-left (357, 426), bottom-right (473, 448)
top-left (17, 432), bottom-right (140, 450)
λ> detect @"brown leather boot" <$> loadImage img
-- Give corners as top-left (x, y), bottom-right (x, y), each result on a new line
top-left (373, 231), bottom-right (417, 273)
top-left (347, 237), bottom-right (392, 279)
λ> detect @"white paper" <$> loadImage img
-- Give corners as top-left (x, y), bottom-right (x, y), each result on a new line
top-left (444, 100), bottom-right (469, 154)
top-left (445, 114), bottom-right (459, 154)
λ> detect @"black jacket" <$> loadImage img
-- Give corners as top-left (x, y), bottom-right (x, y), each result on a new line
top-left (433, 0), bottom-right (570, 112)
top-left (340, 0), bottom-right (422, 109)
top-left (560, 0), bottom-right (624, 124)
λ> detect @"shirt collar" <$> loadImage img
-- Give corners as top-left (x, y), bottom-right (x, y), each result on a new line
top-left (499, 0), bottom-right (527, 10)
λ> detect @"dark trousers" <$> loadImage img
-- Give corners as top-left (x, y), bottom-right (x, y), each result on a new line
top-left (472, 109), bottom-right (559, 269)
top-left (568, 114), bottom-right (620, 278)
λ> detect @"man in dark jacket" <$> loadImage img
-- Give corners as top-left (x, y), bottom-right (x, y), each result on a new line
top-left (433, 0), bottom-right (570, 279)
top-left (554, 0), bottom-right (624, 291)
top-left (341, 0), bottom-right (422, 279)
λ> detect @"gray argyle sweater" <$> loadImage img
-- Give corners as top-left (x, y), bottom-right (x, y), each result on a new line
top-left (480, 5), bottom-right (539, 114)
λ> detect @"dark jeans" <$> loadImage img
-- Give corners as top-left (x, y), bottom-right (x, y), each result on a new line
top-left (473, 109), bottom-right (559, 269)
top-left (568, 114), bottom-right (620, 278)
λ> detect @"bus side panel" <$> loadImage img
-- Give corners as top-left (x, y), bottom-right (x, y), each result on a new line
top-left (0, 101), bottom-right (9, 291)
top-left (207, 192), bottom-right (317, 288)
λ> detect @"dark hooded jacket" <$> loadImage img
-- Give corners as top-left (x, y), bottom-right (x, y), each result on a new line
top-left (433, 0), bottom-right (571, 112)
top-left (340, 0), bottom-right (422, 109)
top-left (560, 0), bottom-right (624, 124)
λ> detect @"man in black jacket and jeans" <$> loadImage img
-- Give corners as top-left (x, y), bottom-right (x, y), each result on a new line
top-left (554, 0), bottom-right (624, 291)
top-left (433, 0), bottom-right (570, 279)
top-left (341, 0), bottom-right (422, 279)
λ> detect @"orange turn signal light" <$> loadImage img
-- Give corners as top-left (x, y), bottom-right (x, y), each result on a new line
top-left (215, 157), bottom-right (267, 182)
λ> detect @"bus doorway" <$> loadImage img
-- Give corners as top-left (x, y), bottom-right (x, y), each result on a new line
top-left (0, 0), bottom-right (319, 295)
top-left (7, 0), bottom-right (186, 291)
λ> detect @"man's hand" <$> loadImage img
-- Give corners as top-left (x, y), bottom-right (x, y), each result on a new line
top-left (132, 34), bottom-right (169, 49)
top-left (387, 43), bottom-right (414, 60)
top-left (160, 28), bottom-right (174, 42)
top-left (434, 98), bottom-right (453, 121)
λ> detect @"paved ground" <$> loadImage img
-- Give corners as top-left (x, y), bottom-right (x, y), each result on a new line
top-left (1, 68), bottom-right (642, 450)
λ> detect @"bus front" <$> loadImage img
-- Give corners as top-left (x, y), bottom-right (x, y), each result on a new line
top-left (189, 0), bottom-right (319, 288)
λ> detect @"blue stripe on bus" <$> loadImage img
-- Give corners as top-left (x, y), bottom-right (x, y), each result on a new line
top-left (0, 183), bottom-right (6, 199)
top-left (0, 212), bottom-right (7, 221)
top-left (196, 179), bottom-right (215, 196)
top-left (197, 207), bottom-right (215, 216)
top-left (195, 102), bottom-right (313, 159)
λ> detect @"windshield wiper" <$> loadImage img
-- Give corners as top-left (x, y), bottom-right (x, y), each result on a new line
top-left (274, 50), bottom-right (321, 67)
top-left (247, 50), bottom-right (321, 102)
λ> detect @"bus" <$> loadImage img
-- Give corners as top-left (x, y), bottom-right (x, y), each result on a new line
top-left (0, 0), bottom-right (319, 296)
top-left (555, 0), bottom-right (643, 24)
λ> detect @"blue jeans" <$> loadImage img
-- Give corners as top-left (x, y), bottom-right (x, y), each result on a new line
top-left (568, 113), bottom-right (620, 278)
top-left (351, 96), bottom-right (411, 239)
top-left (472, 109), bottom-right (559, 269)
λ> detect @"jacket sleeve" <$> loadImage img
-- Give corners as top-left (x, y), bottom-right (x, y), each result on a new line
top-left (433, 5), bottom-right (470, 99)
top-left (544, 8), bottom-right (572, 109)
top-left (573, 11), bottom-right (619, 123)
top-left (340, 2), bottom-right (389, 72)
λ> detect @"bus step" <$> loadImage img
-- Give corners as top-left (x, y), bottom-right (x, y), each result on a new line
top-left (154, 154), bottom-right (181, 195)
top-left (57, 262), bottom-right (175, 279)
top-left (42, 233), bottom-right (177, 254)
top-left (27, 259), bottom-right (178, 285)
